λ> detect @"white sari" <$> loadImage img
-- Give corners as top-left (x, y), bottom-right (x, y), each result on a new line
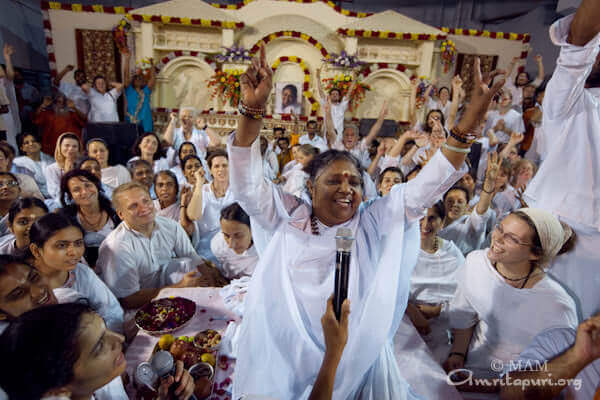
top-left (227, 133), bottom-right (466, 400)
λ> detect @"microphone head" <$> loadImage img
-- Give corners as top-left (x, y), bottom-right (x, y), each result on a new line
top-left (151, 350), bottom-right (175, 379)
top-left (335, 227), bottom-right (354, 252)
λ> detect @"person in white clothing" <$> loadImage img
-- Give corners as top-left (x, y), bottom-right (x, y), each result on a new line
top-left (0, 197), bottom-right (48, 257)
top-left (405, 203), bottom-right (465, 363)
top-left (13, 132), bottom-right (54, 198)
top-left (187, 149), bottom-right (234, 262)
top-left (76, 157), bottom-right (115, 199)
top-left (299, 120), bottom-right (329, 153)
top-left (0, 44), bottom-right (21, 149)
top-left (128, 131), bottom-right (170, 174)
top-left (523, 1), bottom-right (600, 321)
top-left (0, 302), bottom-right (195, 400)
top-left (484, 91), bottom-right (525, 144)
top-left (500, 315), bottom-right (600, 400)
top-left (85, 75), bottom-right (122, 123)
top-left (86, 138), bottom-right (131, 190)
top-left (504, 54), bottom-right (545, 111)
top-left (181, 154), bottom-right (207, 189)
top-left (260, 136), bottom-right (279, 181)
top-left (44, 132), bottom-right (82, 202)
top-left (210, 202), bottom-right (258, 280)
top-left (54, 65), bottom-right (90, 115)
top-left (97, 182), bottom-right (209, 309)
top-left (424, 85), bottom-right (452, 120)
top-left (316, 66), bottom-right (358, 137)
top-left (228, 46), bottom-right (503, 399)
top-left (444, 209), bottom-right (578, 395)
top-left (282, 144), bottom-right (318, 197)
top-left (153, 170), bottom-right (182, 221)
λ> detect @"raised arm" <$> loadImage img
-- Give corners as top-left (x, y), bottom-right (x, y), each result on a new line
top-left (110, 81), bottom-right (123, 93)
top-left (423, 80), bottom-right (435, 102)
top-left (3, 44), bottom-right (15, 81)
top-left (500, 316), bottom-right (600, 400)
top-left (475, 152), bottom-right (499, 215)
top-left (367, 142), bottom-right (385, 177)
top-left (323, 101), bottom-right (337, 148)
top-left (499, 131), bottom-right (524, 160)
top-left (179, 186), bottom-right (196, 236)
top-left (388, 129), bottom-right (418, 158)
top-left (344, 69), bottom-right (359, 101)
top-left (533, 54), bottom-right (545, 84)
top-left (446, 75), bottom-right (463, 130)
top-left (186, 170), bottom-right (206, 222)
top-left (363, 100), bottom-right (388, 148)
top-left (505, 57), bottom-right (519, 83)
top-left (234, 45), bottom-right (272, 147)
top-left (53, 64), bottom-right (74, 86)
top-left (163, 112), bottom-right (178, 145)
top-left (205, 127), bottom-right (221, 147)
top-left (568, 0), bottom-right (600, 46)
top-left (316, 65), bottom-right (327, 101)
top-left (122, 52), bottom-right (132, 88)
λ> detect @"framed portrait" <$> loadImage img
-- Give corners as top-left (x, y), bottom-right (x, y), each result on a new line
top-left (275, 82), bottom-right (302, 115)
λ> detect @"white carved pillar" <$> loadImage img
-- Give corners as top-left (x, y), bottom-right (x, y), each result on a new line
top-left (418, 41), bottom-right (434, 79)
top-left (222, 29), bottom-right (234, 48)
top-left (140, 22), bottom-right (154, 61)
top-left (344, 37), bottom-right (358, 55)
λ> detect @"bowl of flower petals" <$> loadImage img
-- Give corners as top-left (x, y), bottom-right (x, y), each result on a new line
top-left (135, 297), bottom-right (196, 335)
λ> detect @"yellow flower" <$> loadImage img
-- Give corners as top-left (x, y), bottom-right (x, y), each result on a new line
top-left (345, 76), bottom-right (350, 81)
top-left (235, 82), bottom-right (239, 87)
top-left (311, 103), bottom-right (319, 110)
top-left (220, 77), bottom-right (225, 82)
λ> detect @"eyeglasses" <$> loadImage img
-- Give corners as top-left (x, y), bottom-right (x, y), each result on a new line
top-left (0, 181), bottom-right (18, 189)
top-left (493, 222), bottom-right (531, 247)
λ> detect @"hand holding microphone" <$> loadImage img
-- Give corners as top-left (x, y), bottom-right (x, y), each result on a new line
top-left (334, 228), bottom-right (354, 321)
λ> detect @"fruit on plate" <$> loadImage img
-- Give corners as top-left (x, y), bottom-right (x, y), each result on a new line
top-left (194, 329), bottom-right (222, 351)
top-left (200, 353), bottom-right (216, 367)
top-left (169, 338), bottom-right (192, 360)
top-left (158, 334), bottom-right (175, 350)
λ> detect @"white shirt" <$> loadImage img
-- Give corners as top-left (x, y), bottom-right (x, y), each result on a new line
top-left (438, 208), bottom-right (494, 255)
top-left (505, 72), bottom-right (543, 111)
top-left (97, 216), bottom-right (200, 298)
top-left (192, 184), bottom-right (235, 261)
top-left (509, 327), bottom-right (600, 400)
top-left (427, 98), bottom-right (451, 121)
top-left (172, 127), bottom-right (210, 157)
top-left (281, 163), bottom-right (308, 197)
top-left (88, 87), bottom-right (120, 122)
top-left (153, 199), bottom-right (181, 221)
top-left (13, 153), bottom-right (54, 198)
top-left (101, 165), bottom-right (131, 189)
top-left (524, 14), bottom-right (600, 230)
top-left (298, 133), bottom-right (328, 153)
top-left (43, 162), bottom-right (63, 201)
top-left (484, 109), bottom-right (525, 143)
top-left (210, 231), bottom-right (259, 279)
top-left (332, 137), bottom-right (371, 169)
top-left (320, 97), bottom-right (349, 137)
top-left (64, 262), bottom-right (124, 332)
top-left (59, 81), bottom-right (90, 115)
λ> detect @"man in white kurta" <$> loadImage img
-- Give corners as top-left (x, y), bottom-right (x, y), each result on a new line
top-left (523, 13), bottom-right (600, 321)
top-left (227, 132), bottom-right (467, 399)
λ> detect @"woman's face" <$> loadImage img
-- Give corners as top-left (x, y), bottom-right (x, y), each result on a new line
top-left (93, 78), bottom-right (107, 93)
top-left (210, 156), bottom-right (229, 183)
top-left (296, 151), bottom-right (313, 168)
top-left (155, 173), bottom-right (177, 208)
top-left (220, 218), bottom-right (252, 255)
top-left (35, 226), bottom-right (85, 272)
top-left (516, 72), bottom-right (529, 86)
top-left (379, 171), bottom-right (402, 196)
top-left (460, 173), bottom-right (475, 194)
top-left (495, 169), bottom-right (510, 191)
top-left (80, 160), bottom-right (102, 181)
top-left (69, 312), bottom-right (126, 397)
top-left (444, 189), bottom-right (468, 221)
top-left (488, 214), bottom-right (538, 264)
top-left (420, 208), bottom-right (443, 239)
top-left (507, 148), bottom-right (519, 162)
top-left (139, 135), bottom-right (158, 156)
top-left (427, 111), bottom-right (442, 128)
top-left (61, 138), bottom-right (80, 161)
top-left (179, 144), bottom-right (196, 163)
top-left (0, 175), bottom-right (20, 203)
top-left (68, 176), bottom-right (99, 208)
top-left (21, 135), bottom-right (41, 156)
top-left (500, 92), bottom-right (513, 108)
top-left (515, 163), bottom-right (535, 187)
top-left (10, 206), bottom-right (47, 249)
top-left (282, 88), bottom-right (295, 107)
top-left (0, 263), bottom-right (56, 320)
top-left (308, 159), bottom-right (363, 226)
top-left (183, 158), bottom-right (203, 186)
top-left (439, 88), bottom-right (450, 103)
top-left (87, 141), bottom-right (109, 168)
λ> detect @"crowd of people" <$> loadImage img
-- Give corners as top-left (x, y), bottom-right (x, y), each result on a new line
top-left (0, 1), bottom-right (600, 399)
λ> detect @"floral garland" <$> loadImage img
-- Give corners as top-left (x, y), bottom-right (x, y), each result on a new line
top-left (126, 13), bottom-right (244, 29)
top-left (322, 74), bottom-right (370, 112)
top-left (440, 27), bottom-right (530, 43)
top-left (207, 69), bottom-right (242, 107)
top-left (357, 62), bottom-right (407, 78)
top-left (322, 50), bottom-right (364, 69)
top-left (216, 45), bottom-right (251, 63)
top-left (250, 31), bottom-right (329, 58)
top-left (440, 39), bottom-right (456, 73)
top-left (210, 0), bottom-right (372, 18)
top-left (271, 56), bottom-right (319, 116)
top-left (337, 28), bottom-right (446, 41)
top-left (112, 18), bottom-right (131, 54)
top-left (154, 51), bottom-right (217, 74)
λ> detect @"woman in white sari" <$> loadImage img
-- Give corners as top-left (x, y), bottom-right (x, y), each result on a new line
top-left (13, 132), bottom-right (54, 198)
top-left (444, 209), bottom-right (578, 396)
top-left (228, 48), bottom-right (505, 400)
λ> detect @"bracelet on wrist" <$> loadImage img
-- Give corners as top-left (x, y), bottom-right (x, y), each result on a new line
top-left (482, 187), bottom-right (495, 194)
top-left (238, 101), bottom-right (265, 120)
top-left (449, 127), bottom-right (476, 145)
top-left (442, 142), bottom-right (471, 154)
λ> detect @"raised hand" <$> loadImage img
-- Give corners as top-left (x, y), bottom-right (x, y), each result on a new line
top-left (509, 131), bottom-right (524, 145)
top-left (193, 169), bottom-right (206, 187)
top-left (170, 111), bottom-right (178, 121)
top-left (414, 131), bottom-right (429, 148)
top-left (380, 99), bottom-right (389, 118)
top-left (3, 44), bottom-right (14, 59)
top-left (240, 45), bottom-right (273, 109)
top-left (376, 141), bottom-right (386, 157)
top-left (180, 186), bottom-right (192, 207)
top-left (66, 64), bottom-right (75, 72)
top-left (534, 54), bottom-right (543, 63)
top-left (572, 315), bottom-right (600, 365)
top-left (493, 119), bottom-right (506, 132)
top-left (451, 75), bottom-right (463, 91)
top-left (321, 295), bottom-right (350, 361)
top-left (484, 151), bottom-right (501, 185)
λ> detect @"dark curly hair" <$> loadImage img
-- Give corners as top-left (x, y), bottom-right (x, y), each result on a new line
top-left (131, 131), bottom-right (165, 160)
top-left (303, 149), bottom-right (364, 189)
top-left (0, 302), bottom-right (94, 400)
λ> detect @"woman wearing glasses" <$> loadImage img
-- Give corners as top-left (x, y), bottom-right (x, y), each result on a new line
top-left (443, 208), bottom-right (578, 394)
top-left (0, 172), bottom-right (23, 238)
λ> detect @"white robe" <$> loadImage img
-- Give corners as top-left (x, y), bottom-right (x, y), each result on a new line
top-left (448, 250), bottom-right (578, 379)
top-left (153, 199), bottom-right (181, 221)
top-left (281, 163), bottom-right (308, 197)
top-left (12, 153), bottom-right (54, 198)
top-left (210, 231), bottom-right (258, 279)
top-left (409, 239), bottom-right (465, 362)
top-left (101, 165), bottom-right (131, 190)
top-left (227, 133), bottom-right (466, 399)
top-left (438, 208), bottom-right (494, 255)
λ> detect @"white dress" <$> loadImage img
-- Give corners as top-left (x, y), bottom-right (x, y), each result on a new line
top-left (409, 239), bottom-right (465, 362)
top-left (438, 208), bottom-right (494, 255)
top-left (210, 231), bottom-right (259, 279)
top-left (88, 87), bottom-right (120, 122)
top-left (227, 133), bottom-right (466, 400)
top-left (484, 109), bottom-right (525, 143)
top-left (12, 153), bottom-right (54, 198)
top-left (320, 97), bottom-right (349, 137)
top-left (448, 250), bottom-right (578, 379)
top-left (172, 126), bottom-right (210, 157)
top-left (281, 163), bottom-right (308, 197)
top-left (101, 165), bottom-right (131, 189)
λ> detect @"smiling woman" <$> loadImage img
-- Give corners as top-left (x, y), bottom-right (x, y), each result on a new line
top-left (0, 197), bottom-right (49, 257)
top-left (27, 213), bottom-right (124, 332)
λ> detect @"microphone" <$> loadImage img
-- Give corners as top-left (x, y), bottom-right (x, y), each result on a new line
top-left (135, 351), bottom-right (197, 400)
top-left (334, 228), bottom-right (354, 321)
